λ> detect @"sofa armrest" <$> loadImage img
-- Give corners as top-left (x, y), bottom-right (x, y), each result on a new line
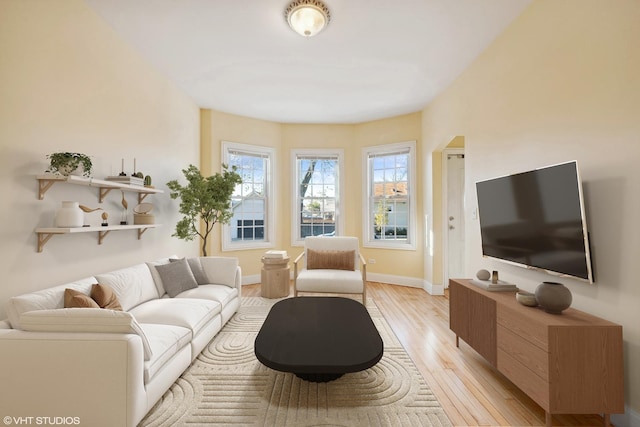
top-left (0, 330), bottom-right (147, 427)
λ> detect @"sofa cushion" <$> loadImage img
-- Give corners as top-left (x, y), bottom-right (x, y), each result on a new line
top-left (6, 277), bottom-right (96, 330)
top-left (19, 308), bottom-right (153, 360)
top-left (156, 258), bottom-right (198, 297)
top-left (95, 264), bottom-right (159, 311)
top-left (307, 249), bottom-right (355, 271)
top-left (90, 283), bottom-right (123, 310)
top-left (64, 289), bottom-right (100, 308)
top-left (140, 323), bottom-right (191, 383)
top-left (128, 298), bottom-right (221, 338)
top-left (200, 257), bottom-right (238, 288)
top-left (170, 257), bottom-right (208, 285)
top-left (175, 285), bottom-right (239, 307)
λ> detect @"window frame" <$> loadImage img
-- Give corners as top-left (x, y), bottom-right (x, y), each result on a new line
top-left (291, 148), bottom-right (344, 247)
top-left (221, 141), bottom-right (276, 251)
top-left (362, 141), bottom-right (417, 250)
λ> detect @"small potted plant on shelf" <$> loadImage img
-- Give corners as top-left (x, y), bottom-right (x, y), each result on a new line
top-left (46, 152), bottom-right (92, 177)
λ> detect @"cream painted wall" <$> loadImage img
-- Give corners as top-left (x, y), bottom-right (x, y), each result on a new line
top-left (354, 113), bottom-right (424, 282)
top-left (0, 0), bottom-right (200, 319)
top-left (421, 0), bottom-right (640, 418)
top-left (281, 123), bottom-right (355, 264)
top-left (200, 110), bottom-right (283, 276)
top-left (201, 112), bottom-right (424, 282)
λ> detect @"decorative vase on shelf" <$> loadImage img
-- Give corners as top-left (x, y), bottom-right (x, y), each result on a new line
top-left (535, 281), bottom-right (572, 314)
top-left (55, 201), bottom-right (83, 228)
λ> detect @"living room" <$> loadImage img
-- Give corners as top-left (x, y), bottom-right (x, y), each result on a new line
top-left (1, 1), bottom-right (638, 426)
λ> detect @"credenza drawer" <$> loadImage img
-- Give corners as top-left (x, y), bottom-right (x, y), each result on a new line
top-left (498, 348), bottom-right (549, 410)
top-left (497, 324), bottom-right (548, 380)
top-left (497, 305), bottom-right (547, 351)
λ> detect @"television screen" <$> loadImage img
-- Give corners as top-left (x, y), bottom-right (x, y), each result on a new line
top-left (475, 161), bottom-right (594, 283)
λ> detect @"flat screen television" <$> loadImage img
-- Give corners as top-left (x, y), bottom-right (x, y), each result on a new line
top-left (475, 161), bottom-right (594, 283)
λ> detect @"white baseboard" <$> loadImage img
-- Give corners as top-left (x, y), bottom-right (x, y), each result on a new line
top-left (611, 406), bottom-right (640, 427)
top-left (243, 272), bottom-right (446, 297)
top-left (242, 274), bottom-right (260, 285)
top-left (367, 272), bottom-right (423, 288)
top-left (367, 273), bottom-right (445, 296)
top-left (424, 280), bottom-right (445, 296)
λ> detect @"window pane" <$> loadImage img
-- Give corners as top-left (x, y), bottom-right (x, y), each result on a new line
top-left (367, 148), bottom-right (411, 243)
top-left (228, 152), bottom-right (267, 243)
top-left (296, 155), bottom-right (339, 240)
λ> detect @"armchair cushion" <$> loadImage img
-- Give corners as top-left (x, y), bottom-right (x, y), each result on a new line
top-left (295, 269), bottom-right (364, 294)
top-left (307, 249), bottom-right (355, 271)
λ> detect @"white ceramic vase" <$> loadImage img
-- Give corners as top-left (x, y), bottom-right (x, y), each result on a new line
top-left (55, 201), bottom-right (84, 228)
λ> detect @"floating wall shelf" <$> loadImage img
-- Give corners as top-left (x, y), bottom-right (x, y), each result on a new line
top-left (35, 174), bottom-right (163, 252)
top-left (35, 224), bottom-right (162, 252)
top-left (37, 174), bottom-right (163, 203)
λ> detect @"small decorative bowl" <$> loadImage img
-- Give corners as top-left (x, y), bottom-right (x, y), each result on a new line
top-left (516, 291), bottom-right (538, 307)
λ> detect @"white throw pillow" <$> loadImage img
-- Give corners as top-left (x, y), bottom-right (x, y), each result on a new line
top-left (20, 308), bottom-right (153, 361)
top-left (95, 264), bottom-right (159, 311)
top-left (200, 257), bottom-right (239, 288)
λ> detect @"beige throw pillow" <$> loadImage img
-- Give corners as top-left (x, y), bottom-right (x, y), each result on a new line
top-left (64, 289), bottom-right (99, 309)
top-left (306, 249), bottom-right (355, 271)
top-left (91, 283), bottom-right (123, 311)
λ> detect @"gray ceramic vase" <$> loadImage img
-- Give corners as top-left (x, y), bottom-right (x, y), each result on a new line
top-left (535, 281), bottom-right (572, 314)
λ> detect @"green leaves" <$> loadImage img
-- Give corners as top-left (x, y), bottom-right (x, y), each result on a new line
top-left (167, 164), bottom-right (242, 255)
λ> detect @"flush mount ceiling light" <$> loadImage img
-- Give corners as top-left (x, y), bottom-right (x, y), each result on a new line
top-left (285, 0), bottom-right (331, 37)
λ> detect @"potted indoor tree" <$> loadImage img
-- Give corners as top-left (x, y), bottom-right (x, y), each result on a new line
top-left (46, 152), bottom-right (93, 177)
top-left (167, 164), bottom-right (242, 256)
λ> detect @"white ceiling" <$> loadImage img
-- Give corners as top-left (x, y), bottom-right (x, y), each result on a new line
top-left (84, 0), bottom-right (532, 124)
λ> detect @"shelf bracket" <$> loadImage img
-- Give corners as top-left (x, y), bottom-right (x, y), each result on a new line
top-left (137, 227), bottom-right (149, 240)
top-left (98, 230), bottom-right (111, 245)
top-left (138, 193), bottom-right (151, 203)
top-left (99, 188), bottom-right (113, 203)
top-left (38, 179), bottom-right (57, 200)
top-left (37, 233), bottom-right (55, 252)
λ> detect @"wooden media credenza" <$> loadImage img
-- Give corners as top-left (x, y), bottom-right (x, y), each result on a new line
top-left (449, 278), bottom-right (624, 427)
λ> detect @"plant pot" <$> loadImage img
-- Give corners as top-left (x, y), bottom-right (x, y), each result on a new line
top-left (55, 201), bottom-right (83, 228)
top-left (535, 281), bottom-right (572, 314)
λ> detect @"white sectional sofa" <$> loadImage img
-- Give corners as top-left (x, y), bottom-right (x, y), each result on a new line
top-left (0, 256), bottom-right (241, 427)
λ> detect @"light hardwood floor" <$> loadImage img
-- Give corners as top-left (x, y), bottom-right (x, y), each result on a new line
top-left (242, 281), bottom-right (606, 427)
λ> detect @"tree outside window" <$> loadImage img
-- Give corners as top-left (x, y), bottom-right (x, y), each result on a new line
top-left (364, 142), bottom-right (416, 249)
top-left (292, 150), bottom-right (343, 245)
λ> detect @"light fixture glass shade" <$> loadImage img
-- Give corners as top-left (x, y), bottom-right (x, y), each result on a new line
top-left (285, 0), bottom-right (330, 37)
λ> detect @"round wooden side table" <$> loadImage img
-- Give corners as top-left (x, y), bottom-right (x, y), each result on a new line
top-left (260, 256), bottom-right (290, 298)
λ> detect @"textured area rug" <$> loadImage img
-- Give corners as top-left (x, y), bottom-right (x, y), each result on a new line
top-left (139, 297), bottom-right (452, 427)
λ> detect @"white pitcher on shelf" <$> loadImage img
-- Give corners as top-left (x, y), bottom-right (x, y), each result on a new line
top-left (55, 201), bottom-right (83, 228)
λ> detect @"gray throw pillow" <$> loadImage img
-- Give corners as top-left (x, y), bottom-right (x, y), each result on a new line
top-left (170, 257), bottom-right (209, 285)
top-left (156, 258), bottom-right (198, 297)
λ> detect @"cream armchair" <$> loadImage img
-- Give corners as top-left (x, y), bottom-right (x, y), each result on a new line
top-left (293, 236), bottom-right (367, 303)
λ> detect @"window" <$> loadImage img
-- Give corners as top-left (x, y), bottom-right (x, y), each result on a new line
top-left (292, 149), bottom-right (343, 245)
top-left (363, 141), bottom-right (416, 249)
top-left (222, 142), bottom-right (275, 250)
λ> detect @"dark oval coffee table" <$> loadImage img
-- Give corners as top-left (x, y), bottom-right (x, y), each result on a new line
top-left (254, 297), bottom-right (383, 382)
